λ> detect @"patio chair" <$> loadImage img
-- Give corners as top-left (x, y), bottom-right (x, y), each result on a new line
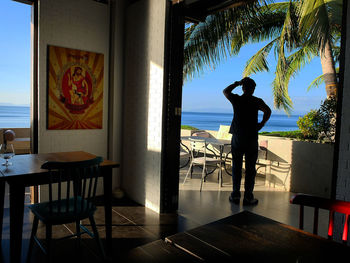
top-left (290, 194), bottom-right (350, 243)
top-left (26, 157), bottom-right (105, 263)
top-left (182, 137), bottom-right (223, 191)
top-left (179, 141), bottom-right (191, 169)
top-left (216, 125), bottom-right (231, 140)
top-left (224, 140), bottom-right (269, 177)
top-left (267, 161), bottom-right (290, 190)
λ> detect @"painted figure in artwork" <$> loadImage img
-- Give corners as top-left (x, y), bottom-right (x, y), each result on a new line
top-left (68, 66), bottom-right (89, 105)
top-left (48, 45), bottom-right (103, 129)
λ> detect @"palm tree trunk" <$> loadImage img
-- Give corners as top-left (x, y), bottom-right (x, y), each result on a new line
top-left (320, 39), bottom-right (337, 98)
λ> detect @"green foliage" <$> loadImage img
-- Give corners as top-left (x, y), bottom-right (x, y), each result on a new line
top-left (317, 97), bottom-right (337, 142)
top-left (259, 130), bottom-right (303, 139)
top-left (297, 97), bottom-right (337, 142)
top-left (181, 125), bottom-right (198, 130)
top-left (297, 110), bottom-right (320, 139)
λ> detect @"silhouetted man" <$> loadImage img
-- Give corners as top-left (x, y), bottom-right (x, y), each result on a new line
top-left (223, 77), bottom-right (271, 205)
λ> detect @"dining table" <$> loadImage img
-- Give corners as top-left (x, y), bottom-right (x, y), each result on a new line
top-left (0, 151), bottom-right (119, 263)
top-left (165, 210), bottom-right (350, 262)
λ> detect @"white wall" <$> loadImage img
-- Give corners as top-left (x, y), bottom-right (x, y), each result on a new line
top-left (37, 0), bottom-right (111, 199)
top-left (38, 0), bottom-right (109, 157)
top-left (122, 0), bottom-right (167, 212)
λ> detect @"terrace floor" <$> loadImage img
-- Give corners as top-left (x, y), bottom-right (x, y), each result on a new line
top-left (1, 166), bottom-right (329, 262)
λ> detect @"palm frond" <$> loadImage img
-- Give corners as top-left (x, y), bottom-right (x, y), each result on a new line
top-left (183, 1), bottom-right (286, 81)
top-left (307, 74), bottom-right (325, 91)
top-left (298, 0), bottom-right (339, 52)
top-left (243, 38), bottom-right (278, 76)
top-left (272, 68), bottom-right (293, 114)
top-left (283, 44), bottom-right (317, 88)
top-left (307, 66), bottom-right (340, 91)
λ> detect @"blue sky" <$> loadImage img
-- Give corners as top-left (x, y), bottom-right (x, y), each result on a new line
top-left (1, 1), bottom-right (327, 115)
top-left (182, 41), bottom-right (327, 115)
top-left (0, 1), bottom-right (31, 106)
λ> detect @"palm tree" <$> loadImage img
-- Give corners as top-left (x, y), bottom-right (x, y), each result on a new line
top-left (184, 0), bottom-right (342, 113)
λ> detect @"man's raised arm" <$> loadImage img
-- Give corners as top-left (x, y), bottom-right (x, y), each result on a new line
top-left (257, 101), bottom-right (271, 131)
top-left (223, 81), bottom-right (241, 99)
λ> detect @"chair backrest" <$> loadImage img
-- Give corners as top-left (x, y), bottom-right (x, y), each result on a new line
top-left (290, 194), bottom-right (350, 243)
top-left (179, 141), bottom-right (190, 157)
top-left (41, 156), bottom-right (103, 217)
top-left (189, 138), bottom-right (208, 158)
top-left (217, 125), bottom-right (231, 140)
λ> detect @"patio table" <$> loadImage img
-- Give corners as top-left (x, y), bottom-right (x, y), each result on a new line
top-left (0, 151), bottom-right (119, 263)
top-left (181, 136), bottom-right (267, 177)
top-left (181, 136), bottom-right (230, 186)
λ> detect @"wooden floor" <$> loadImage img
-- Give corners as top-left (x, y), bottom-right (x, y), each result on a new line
top-left (1, 166), bottom-right (330, 262)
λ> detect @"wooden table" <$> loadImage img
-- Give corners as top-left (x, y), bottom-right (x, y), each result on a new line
top-left (0, 151), bottom-right (119, 263)
top-left (127, 239), bottom-right (201, 263)
top-left (166, 211), bottom-right (350, 262)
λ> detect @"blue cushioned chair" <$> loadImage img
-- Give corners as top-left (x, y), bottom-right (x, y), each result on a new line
top-left (26, 157), bottom-right (105, 263)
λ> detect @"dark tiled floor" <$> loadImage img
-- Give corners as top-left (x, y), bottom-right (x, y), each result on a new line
top-left (1, 174), bottom-right (330, 263)
top-left (1, 185), bottom-right (198, 263)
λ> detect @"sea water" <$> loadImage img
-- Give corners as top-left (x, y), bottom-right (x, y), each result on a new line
top-left (181, 111), bottom-right (302, 132)
top-left (0, 106), bottom-right (302, 132)
top-left (0, 106), bottom-right (30, 128)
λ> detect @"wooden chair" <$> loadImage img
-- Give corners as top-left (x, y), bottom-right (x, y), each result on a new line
top-left (290, 194), bottom-right (350, 243)
top-left (26, 157), bottom-right (105, 262)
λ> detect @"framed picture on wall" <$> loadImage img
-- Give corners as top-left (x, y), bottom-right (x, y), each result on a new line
top-left (47, 45), bottom-right (104, 129)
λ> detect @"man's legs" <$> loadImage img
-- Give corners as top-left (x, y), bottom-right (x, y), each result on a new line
top-left (231, 147), bottom-right (243, 200)
top-left (244, 141), bottom-right (259, 202)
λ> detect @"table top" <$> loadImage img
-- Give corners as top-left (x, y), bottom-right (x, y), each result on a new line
top-left (166, 211), bottom-right (350, 262)
top-left (181, 136), bottom-right (267, 154)
top-left (0, 151), bottom-right (119, 183)
top-left (181, 136), bottom-right (231, 146)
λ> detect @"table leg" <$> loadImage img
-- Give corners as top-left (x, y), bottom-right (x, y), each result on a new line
top-left (0, 181), bottom-right (5, 247)
top-left (103, 167), bottom-right (112, 258)
top-left (9, 183), bottom-right (25, 263)
top-left (219, 146), bottom-right (223, 187)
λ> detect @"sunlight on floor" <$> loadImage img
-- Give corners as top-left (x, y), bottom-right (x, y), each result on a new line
top-left (179, 165), bottom-right (286, 193)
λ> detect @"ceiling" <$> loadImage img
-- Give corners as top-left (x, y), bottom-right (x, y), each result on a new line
top-left (182, 0), bottom-right (255, 22)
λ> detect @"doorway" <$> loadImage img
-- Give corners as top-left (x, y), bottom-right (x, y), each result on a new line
top-left (163, 1), bottom-right (342, 232)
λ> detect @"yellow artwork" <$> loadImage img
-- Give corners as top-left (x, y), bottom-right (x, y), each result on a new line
top-left (47, 45), bottom-right (104, 129)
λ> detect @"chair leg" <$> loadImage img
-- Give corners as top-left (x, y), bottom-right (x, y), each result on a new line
top-left (200, 164), bottom-right (206, 192)
top-left (183, 162), bottom-right (193, 185)
top-left (76, 220), bottom-right (82, 252)
top-left (219, 163), bottom-right (223, 188)
top-left (89, 215), bottom-right (106, 259)
top-left (26, 216), bottom-right (39, 263)
top-left (0, 181), bottom-right (4, 245)
top-left (46, 224), bottom-right (52, 263)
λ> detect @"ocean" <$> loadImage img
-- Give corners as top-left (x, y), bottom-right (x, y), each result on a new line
top-left (0, 105), bottom-right (30, 128)
top-left (0, 106), bottom-right (301, 132)
top-left (181, 111), bottom-right (301, 132)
